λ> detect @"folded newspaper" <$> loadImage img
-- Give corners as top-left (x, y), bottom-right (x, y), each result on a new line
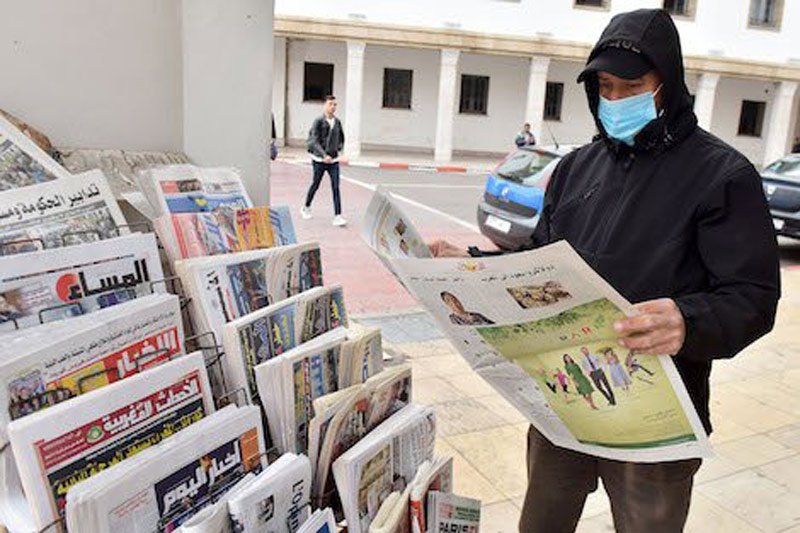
top-left (0, 233), bottom-right (164, 331)
top-left (176, 472), bottom-right (255, 533)
top-left (408, 456), bottom-right (453, 533)
top-left (297, 508), bottom-right (337, 533)
top-left (136, 164), bottom-right (252, 217)
top-left (362, 189), bottom-right (712, 462)
top-left (222, 285), bottom-right (348, 405)
top-left (333, 404), bottom-right (436, 533)
top-left (65, 405), bottom-right (266, 533)
top-left (426, 492), bottom-right (480, 533)
top-left (312, 364), bottom-right (410, 508)
top-left (0, 169), bottom-right (126, 255)
top-left (176, 242), bottom-right (322, 343)
top-left (0, 113), bottom-right (69, 191)
top-left (228, 452), bottom-right (312, 532)
top-left (8, 353), bottom-right (214, 532)
top-left (155, 205), bottom-right (297, 264)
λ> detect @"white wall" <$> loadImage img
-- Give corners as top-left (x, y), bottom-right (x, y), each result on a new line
top-left (285, 39), bottom-right (347, 144)
top-left (182, 0), bottom-right (274, 206)
top-left (361, 45), bottom-right (439, 151)
top-left (453, 53), bottom-right (528, 154)
top-left (710, 77), bottom-right (775, 165)
top-left (544, 60), bottom-right (597, 146)
top-left (276, 0), bottom-right (800, 65)
top-left (0, 0), bottom-right (182, 151)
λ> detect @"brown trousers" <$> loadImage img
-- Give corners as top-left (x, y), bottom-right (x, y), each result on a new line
top-left (519, 426), bottom-right (702, 533)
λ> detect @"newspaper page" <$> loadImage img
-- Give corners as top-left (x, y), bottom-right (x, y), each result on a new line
top-left (0, 169), bottom-right (126, 255)
top-left (65, 406), bottom-right (266, 533)
top-left (387, 240), bottom-right (711, 462)
top-left (269, 206), bottom-right (298, 247)
top-left (360, 188), bottom-right (431, 262)
top-left (408, 457), bottom-right (453, 533)
top-left (177, 473), bottom-right (255, 533)
top-left (333, 404), bottom-right (436, 533)
top-left (426, 492), bottom-right (480, 533)
top-left (8, 354), bottom-right (213, 531)
top-left (0, 114), bottom-right (69, 191)
top-left (297, 508), bottom-right (336, 533)
top-left (137, 165), bottom-right (253, 217)
top-left (0, 294), bottom-right (184, 437)
top-left (177, 243), bottom-right (322, 343)
top-left (0, 233), bottom-right (164, 331)
top-left (369, 486), bottom-right (411, 533)
top-left (228, 453), bottom-right (312, 533)
top-left (222, 285), bottom-right (347, 405)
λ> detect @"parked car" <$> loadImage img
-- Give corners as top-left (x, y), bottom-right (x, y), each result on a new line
top-left (477, 145), bottom-right (573, 250)
top-left (761, 153), bottom-right (800, 239)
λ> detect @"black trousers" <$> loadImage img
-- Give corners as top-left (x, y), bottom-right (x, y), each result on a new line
top-left (305, 161), bottom-right (341, 215)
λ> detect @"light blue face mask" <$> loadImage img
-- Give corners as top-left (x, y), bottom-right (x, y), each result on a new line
top-left (598, 85), bottom-right (662, 146)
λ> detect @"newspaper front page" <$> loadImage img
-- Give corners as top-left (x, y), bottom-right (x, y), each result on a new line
top-left (364, 190), bottom-right (711, 462)
top-left (0, 169), bottom-right (126, 255)
top-left (0, 233), bottom-right (164, 331)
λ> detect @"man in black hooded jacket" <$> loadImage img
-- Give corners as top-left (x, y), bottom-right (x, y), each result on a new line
top-left (430, 8), bottom-right (780, 532)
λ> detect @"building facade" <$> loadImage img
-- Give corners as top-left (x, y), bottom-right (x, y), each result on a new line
top-left (273, 0), bottom-right (800, 167)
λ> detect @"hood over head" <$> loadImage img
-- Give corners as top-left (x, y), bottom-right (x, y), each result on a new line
top-left (579, 9), bottom-right (697, 153)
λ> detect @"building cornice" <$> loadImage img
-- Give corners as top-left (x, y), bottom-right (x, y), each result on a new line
top-left (275, 15), bottom-right (800, 82)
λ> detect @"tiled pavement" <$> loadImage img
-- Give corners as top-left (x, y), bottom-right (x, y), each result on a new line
top-left (378, 270), bottom-right (800, 532)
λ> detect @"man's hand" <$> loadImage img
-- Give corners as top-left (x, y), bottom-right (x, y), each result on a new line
top-left (323, 155), bottom-right (333, 164)
top-left (428, 239), bottom-right (469, 258)
top-left (614, 298), bottom-right (686, 356)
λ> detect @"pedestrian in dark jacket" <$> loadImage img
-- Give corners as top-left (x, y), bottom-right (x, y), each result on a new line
top-left (302, 95), bottom-right (347, 226)
top-left (430, 9), bottom-right (780, 532)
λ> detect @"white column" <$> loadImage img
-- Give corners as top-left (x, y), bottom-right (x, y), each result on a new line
top-left (764, 81), bottom-right (800, 166)
top-left (693, 73), bottom-right (720, 131)
top-left (182, 0), bottom-right (274, 206)
top-left (344, 40), bottom-right (366, 159)
top-left (435, 49), bottom-right (460, 162)
top-left (272, 36), bottom-right (287, 146)
top-left (525, 56), bottom-right (551, 144)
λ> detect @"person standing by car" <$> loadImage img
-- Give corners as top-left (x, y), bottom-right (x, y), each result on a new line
top-left (302, 95), bottom-right (347, 227)
top-left (514, 122), bottom-right (536, 147)
top-left (792, 136), bottom-right (800, 153)
top-left (430, 9), bottom-right (780, 532)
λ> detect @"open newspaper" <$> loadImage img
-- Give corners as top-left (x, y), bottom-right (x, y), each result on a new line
top-left (65, 405), bottom-right (266, 533)
top-left (360, 187), bottom-right (431, 264)
top-left (363, 190), bottom-right (711, 462)
top-left (7, 353), bottom-right (214, 532)
top-left (176, 242), bottom-right (322, 343)
top-left (0, 113), bottom-right (69, 191)
top-left (333, 404), bottom-right (436, 533)
top-left (0, 169), bottom-right (126, 255)
top-left (136, 164), bottom-right (252, 217)
top-left (222, 285), bottom-right (348, 405)
top-left (155, 205), bottom-right (297, 264)
top-left (0, 233), bottom-right (164, 331)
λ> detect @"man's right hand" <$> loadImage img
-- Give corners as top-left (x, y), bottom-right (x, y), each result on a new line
top-left (323, 155), bottom-right (333, 164)
top-left (428, 239), bottom-right (469, 258)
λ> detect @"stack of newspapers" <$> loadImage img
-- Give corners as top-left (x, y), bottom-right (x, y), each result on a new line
top-left (0, 115), bottom-right (477, 533)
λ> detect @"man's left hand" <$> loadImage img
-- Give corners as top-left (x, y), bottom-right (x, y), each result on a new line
top-left (613, 298), bottom-right (686, 356)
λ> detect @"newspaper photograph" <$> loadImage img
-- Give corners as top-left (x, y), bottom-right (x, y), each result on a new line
top-left (7, 354), bottom-right (213, 531)
top-left (0, 114), bottom-right (68, 191)
top-left (0, 169), bottom-right (126, 255)
top-left (136, 165), bottom-right (253, 217)
top-left (388, 241), bottom-right (711, 462)
top-left (0, 233), bottom-right (164, 331)
top-left (360, 188), bottom-right (431, 263)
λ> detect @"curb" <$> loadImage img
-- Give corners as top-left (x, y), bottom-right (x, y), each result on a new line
top-left (277, 157), bottom-right (489, 175)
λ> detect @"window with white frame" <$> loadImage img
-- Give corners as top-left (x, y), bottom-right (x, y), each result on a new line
top-left (749, 0), bottom-right (783, 29)
top-left (459, 75), bottom-right (490, 115)
top-left (382, 69), bottom-right (413, 110)
top-left (544, 82), bottom-right (564, 121)
top-left (303, 62), bottom-right (334, 102)
top-left (574, 0), bottom-right (609, 9)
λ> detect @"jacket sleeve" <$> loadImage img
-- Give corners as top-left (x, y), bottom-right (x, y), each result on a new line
top-left (306, 118), bottom-right (326, 158)
top-left (674, 164), bottom-right (781, 362)
top-left (338, 121), bottom-right (345, 152)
